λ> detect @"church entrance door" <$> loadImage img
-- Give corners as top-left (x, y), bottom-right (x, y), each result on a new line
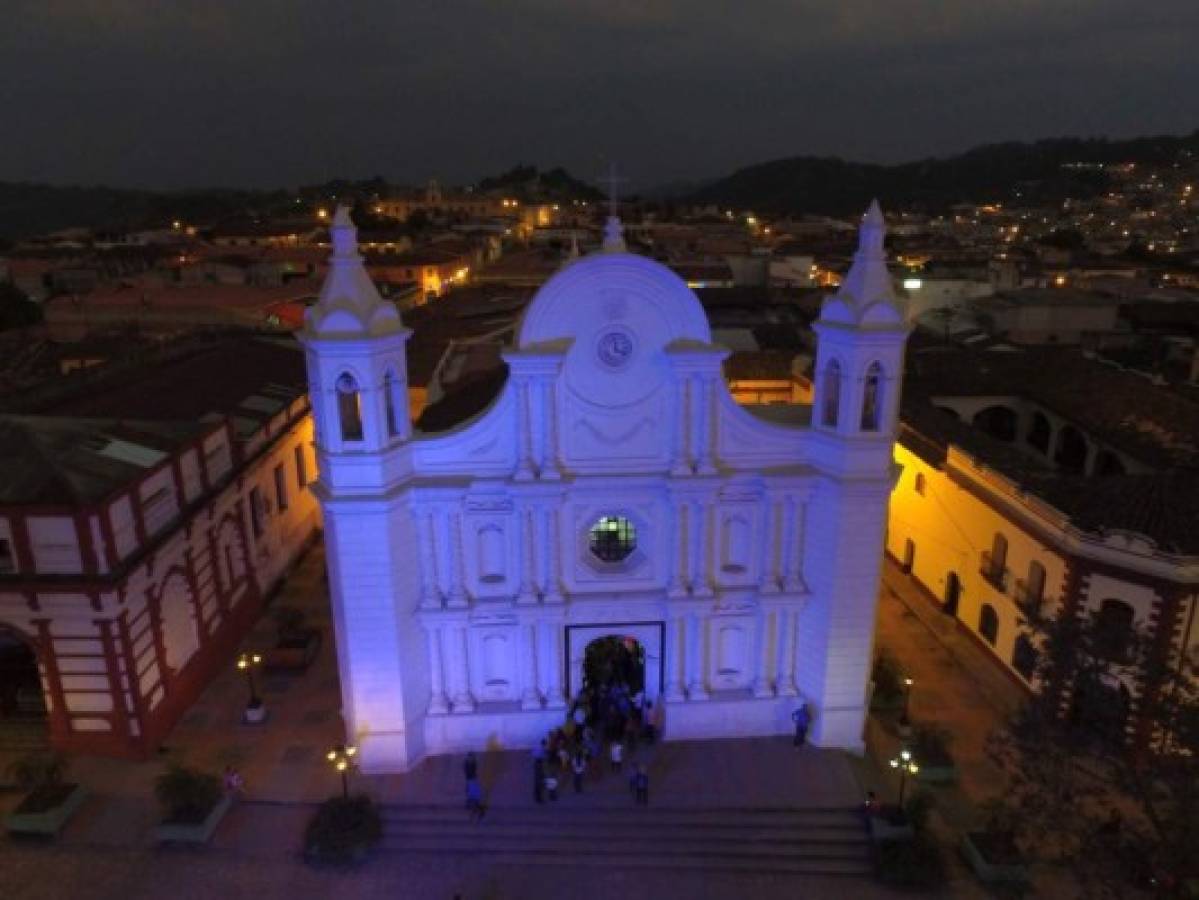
top-left (0, 626), bottom-right (49, 752)
top-left (566, 623), bottom-right (662, 704)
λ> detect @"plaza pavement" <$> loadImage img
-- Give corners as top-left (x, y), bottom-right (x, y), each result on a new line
top-left (0, 544), bottom-right (1038, 898)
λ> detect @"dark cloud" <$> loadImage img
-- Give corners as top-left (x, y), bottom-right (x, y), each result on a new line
top-left (2, 0), bottom-right (1197, 189)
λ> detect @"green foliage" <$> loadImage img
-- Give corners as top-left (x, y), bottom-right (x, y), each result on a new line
top-left (911, 724), bottom-right (955, 765)
top-left (871, 651), bottom-right (905, 708)
top-left (903, 790), bottom-right (935, 835)
top-left (303, 795), bottom-right (382, 865)
top-left (6, 752), bottom-right (66, 792)
top-left (273, 604), bottom-right (307, 641)
top-left (154, 765), bottom-right (222, 825)
top-left (875, 836), bottom-right (946, 889)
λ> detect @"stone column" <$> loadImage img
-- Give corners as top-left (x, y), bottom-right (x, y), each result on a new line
top-left (541, 508), bottom-right (564, 604)
top-left (664, 614), bottom-right (686, 701)
top-left (450, 625), bottom-right (476, 713)
top-left (775, 608), bottom-right (798, 697)
top-left (784, 498), bottom-right (805, 593)
top-left (516, 508), bottom-right (537, 605)
top-left (539, 621), bottom-right (567, 708)
top-left (778, 496), bottom-right (796, 593)
top-left (693, 376), bottom-right (716, 475)
top-left (689, 500), bottom-right (713, 597)
top-left (759, 499), bottom-right (781, 594)
top-left (667, 499), bottom-right (688, 599)
top-left (445, 511), bottom-right (467, 608)
top-left (686, 613), bottom-right (710, 700)
top-left (514, 378), bottom-right (535, 481)
top-left (519, 623), bottom-right (542, 710)
top-left (670, 376), bottom-right (691, 475)
top-left (751, 610), bottom-right (775, 697)
top-left (541, 380), bottom-right (561, 480)
top-left (427, 626), bottom-right (450, 714)
top-left (418, 512), bottom-right (442, 609)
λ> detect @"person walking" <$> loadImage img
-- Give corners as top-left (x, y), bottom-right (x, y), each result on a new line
top-left (572, 753), bottom-right (587, 794)
top-left (609, 739), bottom-right (624, 773)
top-left (633, 765), bottom-right (649, 806)
top-left (463, 751), bottom-right (478, 782)
top-left (544, 772), bottom-right (559, 802)
top-left (466, 776), bottom-right (485, 821)
top-left (792, 703), bottom-right (811, 747)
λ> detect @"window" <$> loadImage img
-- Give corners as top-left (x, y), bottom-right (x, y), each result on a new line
top-left (589, 516), bottom-right (636, 563)
top-left (979, 603), bottom-right (999, 645)
top-left (294, 445), bottom-right (308, 489)
top-left (273, 463), bottom-right (288, 512)
top-left (860, 362), bottom-right (883, 431)
top-left (385, 370), bottom-right (404, 438)
top-left (991, 533), bottom-right (1008, 570)
top-left (141, 486), bottom-right (178, 535)
top-left (0, 538), bottom-right (14, 573)
top-left (821, 360), bottom-right (842, 428)
top-left (914, 472), bottom-right (927, 496)
top-left (336, 372), bottom-right (363, 441)
top-left (1096, 599), bottom-right (1135, 662)
top-left (1021, 560), bottom-right (1046, 610)
top-left (981, 532), bottom-right (1009, 591)
top-left (249, 486), bottom-right (265, 538)
top-left (1012, 634), bottom-right (1038, 680)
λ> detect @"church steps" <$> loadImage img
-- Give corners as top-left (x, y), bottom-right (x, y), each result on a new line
top-left (378, 804), bottom-right (872, 875)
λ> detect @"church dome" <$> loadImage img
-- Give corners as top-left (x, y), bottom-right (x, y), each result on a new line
top-left (517, 248), bottom-right (712, 351)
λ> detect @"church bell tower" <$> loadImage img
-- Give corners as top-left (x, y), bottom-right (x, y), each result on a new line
top-left (300, 206), bottom-right (427, 771)
top-left (796, 201), bottom-right (910, 750)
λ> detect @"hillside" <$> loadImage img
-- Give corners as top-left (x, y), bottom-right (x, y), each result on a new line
top-left (686, 131), bottom-right (1199, 215)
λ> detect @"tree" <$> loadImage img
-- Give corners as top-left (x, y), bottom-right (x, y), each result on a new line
top-left (986, 600), bottom-right (1199, 896)
top-left (0, 281), bottom-right (41, 331)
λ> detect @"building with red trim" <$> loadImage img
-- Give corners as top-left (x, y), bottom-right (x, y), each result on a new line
top-left (0, 336), bottom-right (320, 757)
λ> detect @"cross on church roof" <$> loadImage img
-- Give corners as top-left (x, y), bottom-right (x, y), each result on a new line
top-left (597, 162), bottom-right (628, 220)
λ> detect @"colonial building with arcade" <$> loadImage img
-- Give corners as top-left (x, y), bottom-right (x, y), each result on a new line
top-left (304, 204), bottom-right (909, 772)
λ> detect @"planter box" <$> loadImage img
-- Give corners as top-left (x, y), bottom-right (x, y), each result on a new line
top-left (868, 814), bottom-right (915, 843)
top-left (961, 831), bottom-right (1029, 884)
top-left (154, 794), bottom-right (233, 845)
top-left (4, 783), bottom-right (87, 837)
top-left (264, 631), bottom-right (322, 672)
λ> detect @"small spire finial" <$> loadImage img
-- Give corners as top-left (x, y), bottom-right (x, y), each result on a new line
top-left (859, 199), bottom-right (885, 256)
top-left (331, 205), bottom-right (358, 258)
top-left (597, 162), bottom-right (629, 221)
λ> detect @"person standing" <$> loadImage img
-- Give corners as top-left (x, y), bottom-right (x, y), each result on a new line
top-left (792, 703), bottom-right (811, 747)
top-left (634, 765), bottom-right (649, 806)
top-left (463, 751), bottom-right (478, 783)
top-left (466, 776), bottom-right (485, 821)
top-left (609, 739), bottom-right (624, 773)
top-left (533, 741), bottom-right (546, 804)
top-left (545, 772), bottom-right (559, 802)
top-left (572, 753), bottom-right (587, 794)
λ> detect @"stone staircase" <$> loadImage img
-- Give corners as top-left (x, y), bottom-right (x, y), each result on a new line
top-left (379, 804), bottom-right (873, 876)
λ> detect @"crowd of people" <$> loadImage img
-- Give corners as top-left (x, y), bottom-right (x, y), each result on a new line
top-left (463, 674), bottom-right (662, 818)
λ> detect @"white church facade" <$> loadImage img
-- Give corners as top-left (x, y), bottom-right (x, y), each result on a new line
top-left (302, 205), bottom-right (909, 773)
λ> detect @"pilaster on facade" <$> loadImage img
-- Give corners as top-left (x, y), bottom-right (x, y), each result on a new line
top-left (519, 622), bottom-right (543, 710)
top-left (688, 500), bottom-right (715, 598)
top-left (539, 380), bottom-right (562, 480)
top-left (426, 626), bottom-right (450, 714)
top-left (775, 607), bottom-right (799, 697)
top-left (442, 509), bottom-right (468, 609)
top-left (751, 609), bottom-right (775, 697)
top-left (515, 506), bottom-right (538, 605)
top-left (663, 614), bottom-right (686, 701)
top-left (694, 376), bottom-right (717, 475)
top-left (540, 507), bottom-right (565, 604)
top-left (539, 618), bottom-right (567, 708)
top-left (513, 378), bottom-right (536, 482)
top-left (685, 613), bottom-right (710, 700)
top-left (670, 377), bottom-right (691, 475)
top-left (417, 510), bottom-right (442, 610)
top-left (759, 496), bottom-right (783, 594)
top-left (449, 624), bottom-right (475, 713)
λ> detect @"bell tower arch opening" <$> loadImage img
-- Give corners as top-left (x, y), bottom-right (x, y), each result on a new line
top-left (0, 625), bottom-right (49, 749)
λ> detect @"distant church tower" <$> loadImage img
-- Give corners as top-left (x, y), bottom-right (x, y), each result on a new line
top-left (799, 200), bottom-right (909, 748)
top-left (300, 207), bottom-right (427, 770)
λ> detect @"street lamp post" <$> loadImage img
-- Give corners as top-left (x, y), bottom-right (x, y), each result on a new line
top-left (237, 652), bottom-right (266, 724)
top-left (326, 744), bottom-right (358, 799)
top-left (889, 749), bottom-right (920, 808)
top-left (902, 677), bottom-right (914, 720)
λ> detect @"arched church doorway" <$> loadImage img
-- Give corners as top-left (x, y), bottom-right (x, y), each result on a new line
top-left (582, 635), bottom-right (645, 696)
top-left (0, 626), bottom-right (49, 751)
top-left (566, 622), bottom-right (663, 704)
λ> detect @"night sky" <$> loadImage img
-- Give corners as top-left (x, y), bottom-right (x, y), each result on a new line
top-left (4, 0), bottom-right (1197, 190)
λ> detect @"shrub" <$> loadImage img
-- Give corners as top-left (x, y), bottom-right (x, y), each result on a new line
top-left (904, 790), bottom-right (935, 835)
top-left (911, 724), bottom-right (955, 766)
top-left (7, 752), bottom-right (66, 792)
top-left (273, 605), bottom-right (307, 642)
top-left (155, 765), bottom-right (222, 825)
top-left (875, 835), bottom-right (947, 889)
top-left (303, 795), bottom-right (382, 865)
top-left (871, 651), bottom-right (905, 708)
